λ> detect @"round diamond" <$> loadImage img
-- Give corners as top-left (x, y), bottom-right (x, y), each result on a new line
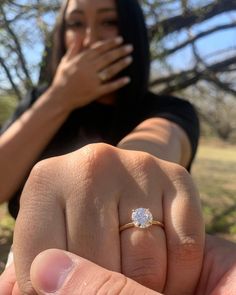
top-left (131, 208), bottom-right (153, 228)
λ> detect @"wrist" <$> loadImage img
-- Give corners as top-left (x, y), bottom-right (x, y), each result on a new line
top-left (43, 86), bottom-right (73, 117)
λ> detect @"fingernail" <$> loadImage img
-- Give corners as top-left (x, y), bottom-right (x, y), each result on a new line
top-left (31, 249), bottom-right (74, 293)
top-left (124, 56), bottom-right (133, 64)
top-left (115, 36), bottom-right (123, 44)
top-left (124, 44), bottom-right (133, 52)
top-left (123, 77), bottom-right (131, 84)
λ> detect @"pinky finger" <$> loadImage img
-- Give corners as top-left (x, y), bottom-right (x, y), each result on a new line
top-left (99, 77), bottom-right (131, 96)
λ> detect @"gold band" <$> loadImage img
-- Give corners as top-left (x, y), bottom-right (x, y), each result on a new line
top-left (98, 71), bottom-right (108, 82)
top-left (119, 220), bottom-right (164, 232)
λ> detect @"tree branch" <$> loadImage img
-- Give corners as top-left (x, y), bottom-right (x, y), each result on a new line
top-left (0, 56), bottom-right (22, 100)
top-left (153, 23), bottom-right (236, 58)
top-left (0, 5), bottom-right (32, 87)
top-left (150, 0), bottom-right (236, 38)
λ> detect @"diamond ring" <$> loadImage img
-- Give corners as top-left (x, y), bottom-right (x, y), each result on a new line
top-left (98, 71), bottom-right (108, 82)
top-left (119, 208), bottom-right (164, 232)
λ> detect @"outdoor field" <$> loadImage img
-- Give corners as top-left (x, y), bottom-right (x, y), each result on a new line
top-left (0, 138), bottom-right (236, 273)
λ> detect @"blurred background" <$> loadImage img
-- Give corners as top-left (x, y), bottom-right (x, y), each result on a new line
top-left (0, 0), bottom-right (236, 272)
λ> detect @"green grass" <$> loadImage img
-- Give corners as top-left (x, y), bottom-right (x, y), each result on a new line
top-left (0, 95), bottom-right (18, 126)
top-left (0, 138), bottom-right (235, 273)
top-left (192, 139), bottom-right (236, 241)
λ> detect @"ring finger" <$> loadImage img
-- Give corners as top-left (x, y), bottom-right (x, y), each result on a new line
top-left (95, 44), bottom-right (133, 71)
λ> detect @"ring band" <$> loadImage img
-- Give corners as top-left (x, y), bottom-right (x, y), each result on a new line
top-left (98, 71), bottom-right (108, 82)
top-left (119, 208), bottom-right (164, 232)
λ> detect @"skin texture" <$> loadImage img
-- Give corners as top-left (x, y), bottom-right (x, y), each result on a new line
top-left (1, 223), bottom-right (236, 294)
top-left (0, 0), bottom-right (202, 294)
top-left (11, 144), bottom-right (204, 295)
top-left (0, 0), bottom-right (133, 204)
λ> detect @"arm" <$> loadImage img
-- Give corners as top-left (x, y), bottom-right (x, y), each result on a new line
top-left (118, 117), bottom-right (192, 168)
top-left (0, 37), bottom-right (133, 204)
top-left (0, 87), bottom-right (69, 203)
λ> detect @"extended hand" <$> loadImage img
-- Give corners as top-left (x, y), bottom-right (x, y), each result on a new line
top-left (13, 143), bottom-right (204, 294)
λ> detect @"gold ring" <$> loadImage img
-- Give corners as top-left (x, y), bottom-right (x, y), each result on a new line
top-left (98, 71), bottom-right (108, 82)
top-left (119, 208), bottom-right (164, 232)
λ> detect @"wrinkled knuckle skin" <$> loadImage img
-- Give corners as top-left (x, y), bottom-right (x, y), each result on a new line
top-left (79, 143), bottom-right (116, 175)
top-left (96, 273), bottom-right (128, 295)
top-left (124, 257), bottom-right (161, 290)
top-left (169, 235), bottom-right (203, 263)
top-left (18, 281), bottom-right (37, 295)
top-left (168, 162), bottom-right (191, 183)
top-left (61, 271), bottom-right (128, 295)
top-left (131, 152), bottom-right (157, 178)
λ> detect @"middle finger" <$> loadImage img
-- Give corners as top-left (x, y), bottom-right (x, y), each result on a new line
top-left (95, 44), bottom-right (134, 71)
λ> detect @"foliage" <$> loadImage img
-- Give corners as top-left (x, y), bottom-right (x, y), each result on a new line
top-left (0, 94), bottom-right (18, 127)
top-left (0, 0), bottom-right (236, 139)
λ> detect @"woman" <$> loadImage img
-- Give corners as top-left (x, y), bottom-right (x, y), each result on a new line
top-left (0, 0), bottom-right (203, 294)
top-left (0, 0), bottom-right (199, 219)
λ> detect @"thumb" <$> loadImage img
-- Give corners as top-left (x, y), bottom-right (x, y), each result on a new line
top-left (30, 249), bottom-right (161, 295)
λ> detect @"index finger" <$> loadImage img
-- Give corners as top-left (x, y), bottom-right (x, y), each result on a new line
top-left (89, 36), bottom-right (124, 57)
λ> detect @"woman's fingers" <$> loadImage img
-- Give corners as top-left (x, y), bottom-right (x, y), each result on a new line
top-left (13, 145), bottom-right (204, 294)
top-left (89, 36), bottom-right (124, 56)
top-left (98, 56), bottom-right (132, 82)
top-left (117, 151), bottom-right (167, 293)
top-left (121, 227), bottom-right (166, 292)
top-left (94, 44), bottom-right (133, 71)
top-left (98, 76), bottom-right (131, 96)
top-left (162, 162), bottom-right (205, 295)
top-left (64, 147), bottom-right (122, 272)
top-left (117, 151), bottom-right (204, 294)
top-left (13, 159), bottom-right (68, 295)
top-left (30, 249), bottom-right (161, 295)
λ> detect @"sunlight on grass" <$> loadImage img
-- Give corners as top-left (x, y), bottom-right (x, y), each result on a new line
top-left (197, 145), bottom-right (236, 162)
top-left (192, 140), bottom-right (236, 242)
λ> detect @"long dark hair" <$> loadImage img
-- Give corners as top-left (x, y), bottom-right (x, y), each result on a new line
top-left (39, 0), bottom-right (151, 140)
top-left (40, 0), bottom-right (150, 105)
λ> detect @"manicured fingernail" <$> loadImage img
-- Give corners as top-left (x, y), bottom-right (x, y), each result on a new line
top-left (31, 249), bottom-right (74, 293)
top-left (124, 56), bottom-right (133, 64)
top-left (115, 36), bottom-right (123, 44)
top-left (123, 77), bottom-right (131, 83)
top-left (124, 44), bottom-right (133, 52)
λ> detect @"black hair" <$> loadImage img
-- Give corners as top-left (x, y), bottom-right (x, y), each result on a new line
top-left (40, 0), bottom-right (150, 105)
top-left (39, 0), bottom-right (151, 141)
top-left (115, 0), bottom-right (150, 109)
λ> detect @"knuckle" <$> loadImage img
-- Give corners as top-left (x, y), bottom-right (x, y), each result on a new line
top-left (18, 280), bottom-right (36, 295)
top-left (78, 143), bottom-right (116, 176)
top-left (169, 235), bottom-right (203, 263)
top-left (124, 257), bottom-right (159, 289)
top-left (20, 159), bottom-right (54, 203)
top-left (96, 272), bottom-right (128, 295)
top-left (132, 152), bottom-right (157, 177)
top-left (19, 157), bottom-right (64, 208)
top-left (167, 162), bottom-right (191, 184)
top-left (63, 271), bottom-right (127, 295)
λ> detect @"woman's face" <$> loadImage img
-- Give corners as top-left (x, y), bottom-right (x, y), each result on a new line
top-left (64, 0), bottom-right (119, 51)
